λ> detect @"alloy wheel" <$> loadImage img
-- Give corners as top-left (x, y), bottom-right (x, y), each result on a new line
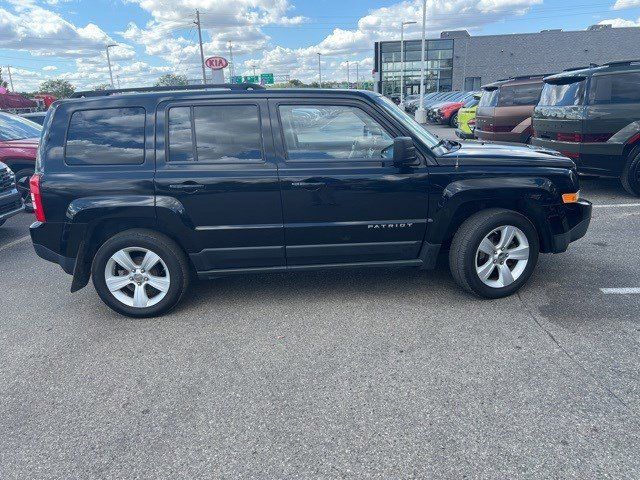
top-left (104, 247), bottom-right (170, 308)
top-left (475, 225), bottom-right (530, 288)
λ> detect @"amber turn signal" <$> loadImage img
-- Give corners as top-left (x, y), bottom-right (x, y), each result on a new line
top-left (562, 192), bottom-right (580, 204)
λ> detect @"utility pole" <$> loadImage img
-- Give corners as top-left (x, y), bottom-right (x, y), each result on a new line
top-left (355, 63), bottom-right (359, 90)
top-left (346, 61), bottom-right (350, 88)
top-left (6, 65), bottom-right (14, 91)
top-left (195, 10), bottom-right (206, 84)
top-left (228, 42), bottom-right (235, 79)
top-left (106, 44), bottom-right (117, 88)
top-left (415, 0), bottom-right (428, 124)
top-left (317, 52), bottom-right (322, 88)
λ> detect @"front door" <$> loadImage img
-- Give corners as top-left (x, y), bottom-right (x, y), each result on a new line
top-left (269, 98), bottom-right (430, 266)
top-left (154, 98), bottom-right (285, 272)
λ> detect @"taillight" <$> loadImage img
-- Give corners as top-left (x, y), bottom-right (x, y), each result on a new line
top-left (556, 132), bottom-right (611, 143)
top-left (29, 174), bottom-right (45, 222)
top-left (557, 133), bottom-right (583, 142)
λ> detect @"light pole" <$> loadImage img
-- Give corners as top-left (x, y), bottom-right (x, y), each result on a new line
top-left (415, 0), bottom-right (428, 124)
top-left (346, 60), bottom-right (350, 88)
top-left (228, 42), bottom-right (235, 80)
top-left (105, 43), bottom-right (117, 88)
top-left (399, 20), bottom-right (417, 109)
top-left (317, 52), bottom-right (322, 88)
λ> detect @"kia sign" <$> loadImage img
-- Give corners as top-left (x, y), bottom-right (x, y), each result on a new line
top-left (205, 56), bottom-right (228, 70)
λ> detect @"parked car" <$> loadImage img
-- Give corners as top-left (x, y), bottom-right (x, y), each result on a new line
top-left (0, 161), bottom-right (23, 227)
top-left (531, 60), bottom-right (640, 196)
top-left (428, 92), bottom-right (477, 127)
top-left (30, 84), bottom-right (591, 317)
top-left (0, 111), bottom-right (41, 204)
top-left (475, 76), bottom-right (545, 144)
top-left (456, 93), bottom-right (482, 139)
top-left (406, 91), bottom-right (458, 114)
top-left (20, 111), bottom-right (47, 125)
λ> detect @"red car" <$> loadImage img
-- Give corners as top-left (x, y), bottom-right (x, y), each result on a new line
top-left (0, 111), bottom-right (40, 204)
top-left (429, 93), bottom-right (478, 127)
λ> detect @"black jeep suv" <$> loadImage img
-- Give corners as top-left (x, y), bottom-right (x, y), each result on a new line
top-left (532, 60), bottom-right (640, 195)
top-left (30, 84), bottom-right (592, 317)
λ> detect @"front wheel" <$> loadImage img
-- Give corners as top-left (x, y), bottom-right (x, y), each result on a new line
top-left (449, 209), bottom-right (540, 299)
top-left (449, 112), bottom-right (459, 128)
top-left (14, 168), bottom-right (34, 206)
top-left (91, 229), bottom-right (191, 317)
top-left (621, 149), bottom-right (640, 196)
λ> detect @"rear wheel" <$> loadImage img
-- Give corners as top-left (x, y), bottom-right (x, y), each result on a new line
top-left (621, 149), bottom-right (640, 197)
top-left (449, 209), bottom-right (540, 299)
top-left (449, 112), bottom-right (459, 128)
top-left (91, 229), bottom-right (190, 317)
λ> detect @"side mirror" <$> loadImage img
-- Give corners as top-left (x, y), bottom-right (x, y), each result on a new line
top-left (392, 137), bottom-right (418, 167)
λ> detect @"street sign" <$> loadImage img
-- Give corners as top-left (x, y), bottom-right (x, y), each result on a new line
top-left (230, 76), bottom-right (243, 84)
top-left (244, 75), bottom-right (259, 83)
top-left (205, 56), bottom-right (228, 70)
top-left (260, 73), bottom-right (274, 85)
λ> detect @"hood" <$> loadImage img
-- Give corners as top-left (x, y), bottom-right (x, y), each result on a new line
top-left (440, 101), bottom-right (464, 110)
top-left (438, 141), bottom-right (575, 169)
top-left (0, 137), bottom-right (39, 150)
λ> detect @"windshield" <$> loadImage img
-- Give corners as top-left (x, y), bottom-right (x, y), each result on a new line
top-left (0, 112), bottom-right (41, 141)
top-left (479, 89), bottom-right (499, 107)
top-left (379, 95), bottom-right (440, 149)
top-left (463, 97), bottom-right (479, 108)
top-left (539, 79), bottom-right (586, 106)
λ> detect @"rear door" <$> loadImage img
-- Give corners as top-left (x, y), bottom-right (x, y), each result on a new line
top-left (154, 97), bottom-right (285, 272)
top-left (269, 96), bottom-right (430, 266)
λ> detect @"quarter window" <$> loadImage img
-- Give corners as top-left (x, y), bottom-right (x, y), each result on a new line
top-left (589, 73), bottom-right (640, 105)
top-left (167, 105), bottom-right (263, 162)
top-left (65, 107), bottom-right (145, 166)
top-left (279, 105), bottom-right (394, 161)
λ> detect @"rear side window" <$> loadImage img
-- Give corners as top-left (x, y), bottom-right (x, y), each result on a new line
top-left (589, 72), bottom-right (640, 105)
top-left (167, 105), bottom-right (263, 162)
top-left (65, 107), bottom-right (145, 166)
top-left (498, 84), bottom-right (543, 107)
top-left (539, 79), bottom-right (586, 106)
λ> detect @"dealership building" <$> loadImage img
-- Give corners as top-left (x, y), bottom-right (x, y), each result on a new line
top-left (373, 25), bottom-right (640, 99)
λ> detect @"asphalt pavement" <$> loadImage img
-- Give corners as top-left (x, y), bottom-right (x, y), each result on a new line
top-left (1, 139), bottom-right (640, 478)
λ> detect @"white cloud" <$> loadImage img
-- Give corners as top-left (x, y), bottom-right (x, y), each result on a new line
top-left (612, 0), bottom-right (640, 10)
top-left (599, 17), bottom-right (640, 27)
top-left (42, 65), bottom-right (58, 71)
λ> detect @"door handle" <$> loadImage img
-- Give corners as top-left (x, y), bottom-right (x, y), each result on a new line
top-left (169, 182), bottom-right (205, 192)
top-left (291, 181), bottom-right (326, 190)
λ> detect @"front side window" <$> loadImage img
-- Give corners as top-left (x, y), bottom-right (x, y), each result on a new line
top-left (65, 107), bottom-right (145, 166)
top-left (167, 104), bottom-right (263, 162)
top-left (279, 105), bottom-right (394, 161)
top-left (589, 72), bottom-right (640, 105)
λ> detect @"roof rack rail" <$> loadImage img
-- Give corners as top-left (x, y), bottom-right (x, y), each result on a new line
top-left (563, 63), bottom-right (600, 72)
top-left (602, 59), bottom-right (640, 67)
top-left (496, 73), bottom-right (555, 82)
top-left (71, 83), bottom-right (265, 98)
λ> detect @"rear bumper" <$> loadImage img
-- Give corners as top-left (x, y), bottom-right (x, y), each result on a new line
top-left (476, 130), bottom-right (528, 144)
top-left (531, 137), bottom-right (626, 175)
top-left (30, 221), bottom-right (79, 275)
top-left (455, 128), bottom-right (475, 140)
top-left (549, 200), bottom-right (592, 253)
top-left (32, 242), bottom-right (76, 274)
top-left (0, 190), bottom-right (24, 222)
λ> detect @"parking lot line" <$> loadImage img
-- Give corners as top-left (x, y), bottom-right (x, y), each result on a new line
top-left (600, 287), bottom-right (640, 295)
top-left (593, 203), bottom-right (640, 209)
top-left (0, 235), bottom-right (30, 254)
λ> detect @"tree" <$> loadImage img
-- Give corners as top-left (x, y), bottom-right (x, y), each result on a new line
top-left (39, 79), bottom-right (75, 99)
top-left (155, 74), bottom-right (189, 87)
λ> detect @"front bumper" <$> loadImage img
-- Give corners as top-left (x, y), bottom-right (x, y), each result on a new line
top-left (549, 199), bottom-right (592, 253)
top-left (0, 190), bottom-right (24, 223)
top-left (455, 128), bottom-right (475, 140)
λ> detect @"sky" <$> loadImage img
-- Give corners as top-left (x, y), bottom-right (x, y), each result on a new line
top-left (1, 0), bottom-right (640, 92)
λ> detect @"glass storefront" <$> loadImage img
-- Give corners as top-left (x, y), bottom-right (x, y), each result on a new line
top-left (378, 39), bottom-right (454, 100)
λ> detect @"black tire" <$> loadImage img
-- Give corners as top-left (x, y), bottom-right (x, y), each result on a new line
top-left (449, 209), bottom-right (540, 299)
top-left (449, 112), bottom-right (459, 128)
top-left (621, 149), bottom-right (640, 197)
top-left (91, 229), bottom-right (191, 318)
top-left (13, 168), bottom-right (34, 206)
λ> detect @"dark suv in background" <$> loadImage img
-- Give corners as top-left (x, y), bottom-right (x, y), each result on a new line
top-left (532, 60), bottom-right (640, 196)
top-left (475, 76), bottom-right (545, 144)
top-left (30, 84), bottom-right (590, 317)
top-left (0, 161), bottom-right (23, 227)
